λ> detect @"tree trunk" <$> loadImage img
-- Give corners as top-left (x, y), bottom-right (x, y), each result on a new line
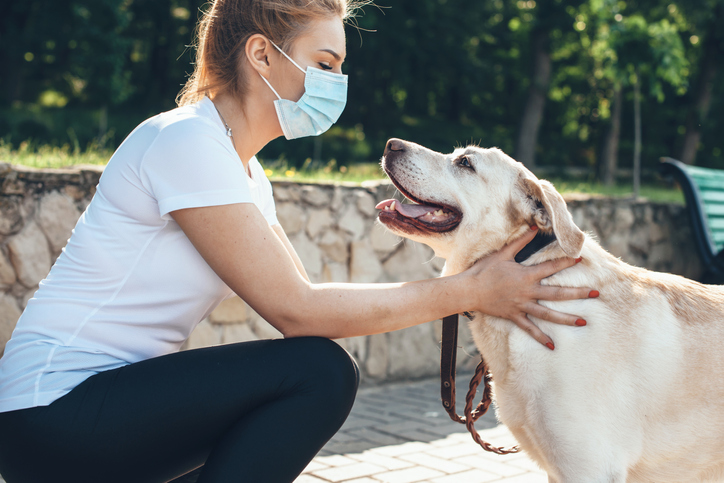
top-left (514, 29), bottom-right (552, 169)
top-left (633, 69), bottom-right (642, 199)
top-left (599, 82), bottom-right (623, 186)
top-left (680, 36), bottom-right (719, 165)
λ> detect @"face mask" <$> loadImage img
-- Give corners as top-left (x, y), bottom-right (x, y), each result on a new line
top-left (259, 41), bottom-right (348, 140)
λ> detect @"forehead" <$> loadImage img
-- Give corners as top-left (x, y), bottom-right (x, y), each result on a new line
top-left (293, 16), bottom-right (346, 57)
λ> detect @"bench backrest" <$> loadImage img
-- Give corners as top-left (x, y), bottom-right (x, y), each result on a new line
top-left (681, 165), bottom-right (724, 253)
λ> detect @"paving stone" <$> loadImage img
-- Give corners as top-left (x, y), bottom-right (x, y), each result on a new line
top-left (398, 453), bottom-right (471, 475)
top-left (312, 462), bottom-right (386, 482)
top-left (429, 469), bottom-right (502, 483)
top-left (348, 451), bottom-right (415, 471)
top-left (492, 474), bottom-right (546, 483)
top-left (372, 466), bottom-right (445, 483)
top-left (451, 455), bottom-right (527, 477)
top-left (294, 475), bottom-right (329, 482)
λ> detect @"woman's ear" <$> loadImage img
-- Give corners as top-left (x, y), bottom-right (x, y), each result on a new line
top-left (245, 34), bottom-right (273, 77)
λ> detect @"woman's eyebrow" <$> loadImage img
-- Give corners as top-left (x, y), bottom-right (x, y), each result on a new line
top-left (318, 49), bottom-right (342, 61)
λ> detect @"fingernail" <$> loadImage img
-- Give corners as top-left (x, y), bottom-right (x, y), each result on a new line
top-left (530, 225), bottom-right (538, 231)
top-left (546, 342), bottom-right (555, 351)
top-left (575, 319), bottom-right (587, 326)
top-left (589, 290), bottom-right (600, 298)
top-left (575, 257), bottom-right (583, 263)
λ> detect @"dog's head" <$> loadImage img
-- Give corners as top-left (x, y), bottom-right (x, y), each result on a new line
top-left (376, 138), bottom-right (584, 273)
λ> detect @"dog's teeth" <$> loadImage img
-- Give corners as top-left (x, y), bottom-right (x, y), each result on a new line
top-left (390, 201), bottom-right (396, 211)
top-left (384, 206), bottom-right (390, 211)
top-left (434, 210), bottom-right (443, 216)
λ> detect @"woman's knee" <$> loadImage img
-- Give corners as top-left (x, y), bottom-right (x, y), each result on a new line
top-left (287, 337), bottom-right (360, 409)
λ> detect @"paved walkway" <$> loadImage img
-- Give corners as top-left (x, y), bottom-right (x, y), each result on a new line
top-left (297, 375), bottom-right (546, 483)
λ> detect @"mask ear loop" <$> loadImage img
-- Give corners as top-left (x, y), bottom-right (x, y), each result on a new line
top-left (270, 40), bottom-right (307, 75)
top-left (259, 73), bottom-right (283, 100)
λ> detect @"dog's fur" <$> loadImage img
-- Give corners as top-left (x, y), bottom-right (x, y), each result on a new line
top-left (378, 139), bottom-right (724, 483)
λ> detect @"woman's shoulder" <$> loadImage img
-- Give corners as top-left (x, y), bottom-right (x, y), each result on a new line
top-left (149, 97), bottom-right (224, 141)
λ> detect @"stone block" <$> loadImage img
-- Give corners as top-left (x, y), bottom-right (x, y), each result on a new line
top-left (370, 223), bottom-right (402, 256)
top-left (7, 221), bottom-right (52, 288)
top-left (37, 191), bottom-right (80, 252)
top-left (322, 262), bottom-right (349, 283)
top-left (276, 202), bottom-right (306, 235)
top-left (0, 197), bottom-right (25, 236)
top-left (185, 318), bottom-right (221, 350)
top-left (349, 240), bottom-right (383, 283)
top-left (0, 293), bottom-right (21, 355)
top-left (290, 232), bottom-right (324, 280)
top-left (319, 230), bottom-right (349, 264)
top-left (365, 333), bottom-right (388, 379)
top-left (382, 241), bottom-right (437, 283)
top-left (301, 185), bottom-right (332, 207)
top-left (338, 204), bottom-right (367, 240)
top-left (222, 323), bottom-right (259, 344)
top-left (249, 313), bottom-right (284, 340)
top-left (0, 249), bottom-right (16, 288)
top-left (387, 323), bottom-right (440, 379)
top-left (306, 208), bottom-right (334, 240)
top-left (356, 191), bottom-right (378, 217)
top-left (209, 296), bottom-right (248, 324)
top-left (273, 183), bottom-right (301, 202)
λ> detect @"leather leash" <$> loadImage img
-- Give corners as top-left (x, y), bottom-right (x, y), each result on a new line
top-left (440, 314), bottom-right (520, 454)
top-left (439, 230), bottom-right (558, 454)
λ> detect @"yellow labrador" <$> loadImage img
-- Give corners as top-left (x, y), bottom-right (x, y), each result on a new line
top-left (376, 138), bottom-right (724, 483)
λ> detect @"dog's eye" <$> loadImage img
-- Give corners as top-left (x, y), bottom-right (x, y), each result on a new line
top-left (458, 155), bottom-right (473, 169)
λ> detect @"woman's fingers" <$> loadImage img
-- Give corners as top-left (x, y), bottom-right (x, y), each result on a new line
top-left (500, 226), bottom-right (539, 259)
top-left (535, 284), bottom-right (598, 302)
top-left (510, 313), bottom-right (555, 350)
top-left (524, 301), bottom-right (586, 326)
top-left (529, 256), bottom-right (580, 280)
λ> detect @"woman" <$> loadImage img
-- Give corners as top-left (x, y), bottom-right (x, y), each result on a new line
top-left (0, 1), bottom-right (595, 482)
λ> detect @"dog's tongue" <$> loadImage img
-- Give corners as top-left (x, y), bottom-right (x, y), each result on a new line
top-left (375, 199), bottom-right (438, 218)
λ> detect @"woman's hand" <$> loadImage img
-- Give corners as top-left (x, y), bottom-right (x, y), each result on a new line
top-left (465, 227), bottom-right (598, 349)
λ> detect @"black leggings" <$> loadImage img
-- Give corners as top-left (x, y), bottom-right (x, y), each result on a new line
top-left (0, 337), bottom-right (359, 483)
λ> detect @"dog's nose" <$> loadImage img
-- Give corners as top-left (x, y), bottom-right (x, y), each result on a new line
top-left (385, 138), bottom-right (406, 155)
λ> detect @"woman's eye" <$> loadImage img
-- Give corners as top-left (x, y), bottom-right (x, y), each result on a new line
top-left (458, 155), bottom-right (472, 169)
top-left (318, 63), bottom-right (333, 70)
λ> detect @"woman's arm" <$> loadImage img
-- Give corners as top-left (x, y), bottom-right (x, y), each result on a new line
top-left (171, 203), bottom-right (592, 346)
top-left (271, 223), bottom-right (310, 282)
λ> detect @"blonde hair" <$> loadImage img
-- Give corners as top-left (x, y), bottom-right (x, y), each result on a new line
top-left (177, 0), bottom-right (366, 106)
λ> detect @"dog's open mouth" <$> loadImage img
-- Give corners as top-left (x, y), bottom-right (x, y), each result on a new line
top-left (376, 174), bottom-right (462, 234)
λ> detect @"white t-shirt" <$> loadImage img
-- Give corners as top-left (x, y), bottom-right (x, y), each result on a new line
top-left (0, 97), bottom-right (278, 413)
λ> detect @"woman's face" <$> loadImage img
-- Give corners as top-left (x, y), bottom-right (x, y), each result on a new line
top-left (269, 15), bottom-right (346, 102)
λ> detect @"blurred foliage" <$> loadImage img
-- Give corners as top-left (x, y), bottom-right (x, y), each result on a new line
top-left (0, 0), bottom-right (722, 172)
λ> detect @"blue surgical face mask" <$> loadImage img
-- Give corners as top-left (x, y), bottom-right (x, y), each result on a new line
top-left (259, 41), bottom-right (348, 140)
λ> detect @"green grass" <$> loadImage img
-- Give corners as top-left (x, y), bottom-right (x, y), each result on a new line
top-left (1, 142), bottom-right (684, 203)
top-left (0, 140), bottom-right (113, 169)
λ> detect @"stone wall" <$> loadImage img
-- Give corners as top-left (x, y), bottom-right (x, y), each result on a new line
top-left (0, 164), bottom-right (702, 384)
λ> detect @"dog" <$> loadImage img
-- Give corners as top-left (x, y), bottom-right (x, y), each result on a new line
top-left (376, 138), bottom-right (724, 482)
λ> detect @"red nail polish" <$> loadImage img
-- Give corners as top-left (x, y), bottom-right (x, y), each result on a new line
top-left (530, 225), bottom-right (538, 231)
top-left (589, 290), bottom-right (600, 298)
top-left (575, 319), bottom-right (587, 326)
top-left (546, 342), bottom-right (555, 351)
top-left (575, 257), bottom-right (583, 263)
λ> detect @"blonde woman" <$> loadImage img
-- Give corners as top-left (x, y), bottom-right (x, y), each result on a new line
top-left (0, 1), bottom-right (595, 482)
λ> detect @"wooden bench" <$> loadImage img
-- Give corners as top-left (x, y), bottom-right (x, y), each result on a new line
top-left (660, 157), bottom-right (724, 284)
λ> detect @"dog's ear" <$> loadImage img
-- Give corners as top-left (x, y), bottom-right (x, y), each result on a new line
top-left (521, 178), bottom-right (584, 257)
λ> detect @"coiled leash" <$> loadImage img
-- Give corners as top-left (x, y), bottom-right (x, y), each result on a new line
top-left (440, 313), bottom-right (520, 454)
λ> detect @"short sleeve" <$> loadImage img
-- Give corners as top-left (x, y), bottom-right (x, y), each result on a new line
top-left (140, 119), bottom-right (253, 220)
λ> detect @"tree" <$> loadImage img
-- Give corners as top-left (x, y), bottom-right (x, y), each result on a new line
top-left (678, 1), bottom-right (724, 165)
